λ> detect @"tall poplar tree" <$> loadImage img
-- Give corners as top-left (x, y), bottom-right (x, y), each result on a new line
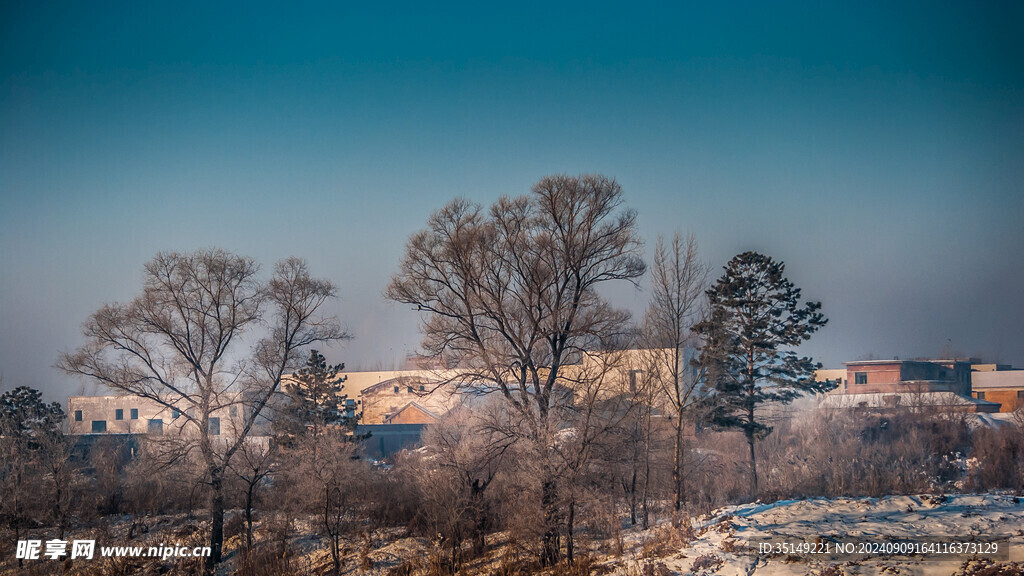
top-left (693, 251), bottom-right (830, 498)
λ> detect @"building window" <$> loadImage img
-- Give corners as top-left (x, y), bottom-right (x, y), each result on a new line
top-left (419, 385), bottom-right (425, 391)
top-left (977, 392), bottom-right (986, 400)
top-left (172, 409), bottom-right (180, 419)
top-left (394, 386), bottom-right (400, 394)
top-left (229, 406), bottom-right (237, 417)
top-left (148, 419), bottom-right (163, 435)
top-left (91, 420), bottom-right (107, 433)
top-left (209, 417), bottom-right (220, 436)
top-left (130, 408), bottom-right (139, 420)
top-left (855, 372), bottom-right (868, 385)
top-left (115, 409), bottom-right (124, 420)
top-left (629, 369), bottom-right (644, 393)
top-left (407, 386), bottom-right (414, 393)
top-left (1017, 390), bottom-right (1024, 399)
top-left (74, 410), bottom-right (82, 422)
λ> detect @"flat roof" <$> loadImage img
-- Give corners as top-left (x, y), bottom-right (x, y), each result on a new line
top-left (972, 370), bottom-right (1024, 389)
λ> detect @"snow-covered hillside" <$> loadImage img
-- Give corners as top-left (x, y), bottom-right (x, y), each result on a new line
top-left (611, 494), bottom-right (1024, 576)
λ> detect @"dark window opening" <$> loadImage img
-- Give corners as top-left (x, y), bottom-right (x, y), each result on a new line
top-left (91, 420), bottom-right (107, 433)
top-left (209, 417), bottom-right (220, 436)
top-left (148, 419), bottom-right (163, 435)
top-left (74, 410), bottom-right (82, 422)
top-left (629, 369), bottom-right (644, 393)
top-left (419, 385), bottom-right (425, 391)
top-left (115, 409), bottom-right (124, 420)
top-left (407, 386), bottom-right (413, 393)
top-left (855, 372), bottom-right (868, 385)
top-left (1017, 390), bottom-right (1024, 399)
top-left (394, 386), bottom-right (400, 393)
top-left (172, 409), bottom-right (180, 419)
top-left (977, 392), bottom-right (986, 400)
top-left (130, 408), bottom-right (138, 420)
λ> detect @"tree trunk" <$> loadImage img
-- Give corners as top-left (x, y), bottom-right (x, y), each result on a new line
top-left (331, 535), bottom-right (341, 576)
top-left (747, 357), bottom-right (758, 499)
top-left (566, 498), bottom-right (576, 566)
top-left (245, 483), bottom-right (255, 550)
top-left (641, 398), bottom-right (652, 530)
top-left (206, 470), bottom-right (225, 573)
top-left (674, 407), bottom-right (685, 511)
top-left (541, 477), bottom-right (560, 567)
top-left (747, 432), bottom-right (758, 499)
top-left (629, 468), bottom-right (637, 526)
top-left (471, 480), bottom-right (487, 555)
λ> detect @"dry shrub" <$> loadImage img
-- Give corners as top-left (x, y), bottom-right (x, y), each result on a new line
top-left (640, 524), bottom-right (689, 558)
top-left (224, 512), bottom-right (245, 542)
top-left (720, 538), bottom-right (745, 554)
top-left (385, 559), bottom-right (418, 576)
top-left (359, 537), bottom-right (375, 570)
top-left (65, 555), bottom-right (149, 576)
top-left (490, 555), bottom-right (538, 576)
top-left (690, 553), bottom-right (724, 574)
top-left (968, 425), bottom-right (1024, 492)
top-left (234, 545), bottom-right (309, 576)
top-left (711, 515), bottom-right (734, 534)
top-left (549, 555), bottom-right (603, 576)
top-left (641, 562), bottom-right (673, 576)
top-left (953, 559), bottom-right (1024, 576)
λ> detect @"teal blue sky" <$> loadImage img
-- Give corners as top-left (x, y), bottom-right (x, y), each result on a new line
top-left (2, 1), bottom-right (1022, 400)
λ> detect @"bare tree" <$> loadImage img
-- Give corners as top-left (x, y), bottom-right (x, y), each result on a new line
top-left (642, 233), bottom-right (709, 511)
top-left (386, 174), bottom-right (645, 565)
top-left (230, 437), bottom-right (276, 551)
top-left (58, 249), bottom-right (346, 571)
top-left (421, 403), bottom-right (512, 560)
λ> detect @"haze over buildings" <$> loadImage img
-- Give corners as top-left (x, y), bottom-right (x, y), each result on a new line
top-left (2, 2), bottom-right (1023, 401)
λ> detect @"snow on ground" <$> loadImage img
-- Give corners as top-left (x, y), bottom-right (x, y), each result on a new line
top-left (609, 494), bottom-right (1024, 576)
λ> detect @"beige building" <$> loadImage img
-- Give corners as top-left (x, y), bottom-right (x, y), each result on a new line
top-left (68, 394), bottom-right (245, 437)
top-left (359, 377), bottom-right (461, 424)
top-left (67, 349), bottom-right (680, 433)
top-left (971, 370), bottom-right (1024, 413)
top-left (355, 348), bottom-right (675, 425)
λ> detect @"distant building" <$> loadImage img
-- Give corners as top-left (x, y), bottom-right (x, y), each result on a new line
top-left (971, 370), bottom-right (1024, 413)
top-left (68, 394), bottom-right (246, 437)
top-left (842, 359), bottom-right (972, 396)
top-left (817, 358), bottom-right (1001, 413)
top-left (359, 377), bottom-right (457, 424)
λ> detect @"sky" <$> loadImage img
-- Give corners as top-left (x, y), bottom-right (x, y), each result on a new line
top-left (2, 1), bottom-right (1022, 402)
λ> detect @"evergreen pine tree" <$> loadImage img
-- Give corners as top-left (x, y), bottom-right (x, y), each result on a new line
top-left (276, 350), bottom-right (353, 441)
top-left (693, 251), bottom-right (831, 498)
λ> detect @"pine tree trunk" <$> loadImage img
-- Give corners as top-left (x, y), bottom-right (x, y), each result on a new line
top-left (748, 432), bottom-right (758, 499)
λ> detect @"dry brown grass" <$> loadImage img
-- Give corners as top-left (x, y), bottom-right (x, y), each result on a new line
top-left (640, 524), bottom-right (690, 559)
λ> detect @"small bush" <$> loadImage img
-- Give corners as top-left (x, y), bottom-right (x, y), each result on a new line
top-left (691, 553), bottom-right (724, 574)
